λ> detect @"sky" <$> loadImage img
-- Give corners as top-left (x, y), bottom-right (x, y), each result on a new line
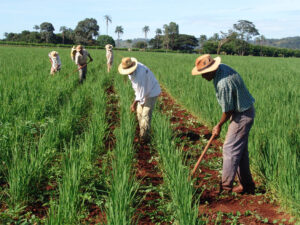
top-left (1, 0), bottom-right (300, 40)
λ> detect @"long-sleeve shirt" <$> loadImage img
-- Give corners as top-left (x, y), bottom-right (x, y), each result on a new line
top-left (48, 53), bottom-right (61, 69)
top-left (128, 63), bottom-right (161, 105)
top-left (213, 64), bottom-right (255, 113)
top-left (106, 50), bottom-right (113, 65)
top-left (75, 49), bottom-right (90, 66)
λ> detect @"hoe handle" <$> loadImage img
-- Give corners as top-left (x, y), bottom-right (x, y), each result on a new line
top-left (191, 133), bottom-right (216, 177)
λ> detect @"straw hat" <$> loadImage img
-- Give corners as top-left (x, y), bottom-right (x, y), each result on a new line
top-left (105, 44), bottom-right (113, 50)
top-left (191, 54), bottom-right (221, 75)
top-left (50, 51), bottom-right (58, 58)
top-left (76, 45), bottom-right (83, 52)
top-left (118, 57), bottom-right (138, 75)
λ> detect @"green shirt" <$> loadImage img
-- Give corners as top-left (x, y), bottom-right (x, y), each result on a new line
top-left (213, 64), bottom-right (255, 112)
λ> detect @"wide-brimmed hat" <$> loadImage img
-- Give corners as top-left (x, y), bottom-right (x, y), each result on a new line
top-left (191, 54), bottom-right (221, 75)
top-left (118, 57), bottom-right (138, 75)
top-left (50, 51), bottom-right (58, 58)
top-left (76, 45), bottom-right (83, 52)
top-left (105, 44), bottom-right (113, 50)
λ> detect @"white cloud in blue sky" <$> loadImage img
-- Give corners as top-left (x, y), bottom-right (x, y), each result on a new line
top-left (1, 0), bottom-right (299, 40)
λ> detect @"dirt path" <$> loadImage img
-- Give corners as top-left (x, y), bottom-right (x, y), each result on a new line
top-left (85, 84), bottom-right (119, 224)
top-left (158, 89), bottom-right (296, 225)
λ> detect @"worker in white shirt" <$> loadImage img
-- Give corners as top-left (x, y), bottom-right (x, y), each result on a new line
top-left (48, 51), bottom-right (61, 75)
top-left (75, 45), bottom-right (93, 84)
top-left (118, 57), bottom-right (161, 143)
top-left (105, 44), bottom-right (114, 72)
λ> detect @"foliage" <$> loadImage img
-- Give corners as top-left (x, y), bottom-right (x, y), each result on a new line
top-left (173, 34), bottom-right (198, 52)
top-left (133, 41), bottom-right (148, 49)
top-left (40, 22), bottom-right (55, 43)
top-left (74, 18), bottom-right (99, 45)
top-left (97, 35), bottom-right (115, 47)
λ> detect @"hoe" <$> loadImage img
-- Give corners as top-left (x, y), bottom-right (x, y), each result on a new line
top-left (191, 133), bottom-right (216, 177)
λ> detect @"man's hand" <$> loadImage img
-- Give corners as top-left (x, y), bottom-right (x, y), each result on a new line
top-left (212, 124), bottom-right (222, 137)
top-left (130, 101), bottom-right (137, 113)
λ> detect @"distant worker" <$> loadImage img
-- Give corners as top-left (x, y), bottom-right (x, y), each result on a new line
top-left (75, 45), bottom-right (93, 84)
top-left (70, 45), bottom-right (76, 62)
top-left (118, 57), bottom-right (161, 143)
top-left (48, 51), bottom-right (61, 75)
top-left (105, 44), bottom-right (114, 72)
top-left (191, 54), bottom-right (256, 194)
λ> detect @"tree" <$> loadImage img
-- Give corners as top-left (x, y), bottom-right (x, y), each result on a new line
top-left (167, 22), bottom-right (179, 49)
top-left (233, 20), bottom-right (259, 55)
top-left (133, 41), bottom-right (147, 49)
top-left (115, 26), bottom-right (124, 47)
top-left (74, 18), bottom-right (99, 44)
top-left (173, 34), bottom-right (198, 52)
top-left (199, 34), bottom-right (207, 49)
top-left (104, 15), bottom-right (112, 35)
top-left (255, 35), bottom-right (266, 56)
top-left (33, 25), bottom-right (40, 31)
top-left (233, 20), bottom-right (259, 41)
top-left (97, 35), bottom-right (115, 47)
top-left (59, 26), bottom-right (67, 44)
top-left (142, 26), bottom-right (150, 40)
top-left (40, 22), bottom-right (55, 43)
top-left (162, 25), bottom-right (169, 49)
top-left (217, 30), bottom-right (238, 54)
top-left (209, 33), bottom-right (220, 41)
top-left (154, 28), bottom-right (162, 49)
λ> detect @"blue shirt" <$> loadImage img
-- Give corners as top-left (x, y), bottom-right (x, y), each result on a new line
top-left (213, 64), bottom-right (255, 112)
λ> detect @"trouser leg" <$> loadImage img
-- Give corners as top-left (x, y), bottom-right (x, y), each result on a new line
top-left (50, 67), bottom-right (55, 75)
top-left (79, 66), bottom-right (87, 84)
top-left (138, 96), bottom-right (157, 140)
top-left (222, 107), bottom-right (255, 189)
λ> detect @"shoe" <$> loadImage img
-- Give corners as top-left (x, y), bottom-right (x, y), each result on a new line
top-left (218, 182), bottom-right (232, 195)
top-left (233, 184), bottom-right (255, 194)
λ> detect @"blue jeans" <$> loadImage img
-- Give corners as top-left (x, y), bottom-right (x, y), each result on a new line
top-left (222, 106), bottom-right (255, 189)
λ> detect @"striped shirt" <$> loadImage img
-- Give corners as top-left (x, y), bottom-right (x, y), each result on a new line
top-left (213, 64), bottom-right (255, 112)
top-left (128, 63), bottom-right (161, 105)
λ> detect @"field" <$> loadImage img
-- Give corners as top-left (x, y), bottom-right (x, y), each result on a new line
top-left (0, 46), bottom-right (299, 224)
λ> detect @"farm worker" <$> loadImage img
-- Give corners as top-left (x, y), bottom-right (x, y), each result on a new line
top-left (105, 44), bottom-right (114, 72)
top-left (118, 57), bottom-right (161, 143)
top-left (48, 51), bottom-right (61, 75)
top-left (75, 45), bottom-right (93, 84)
top-left (191, 54), bottom-right (256, 194)
top-left (70, 45), bottom-right (76, 62)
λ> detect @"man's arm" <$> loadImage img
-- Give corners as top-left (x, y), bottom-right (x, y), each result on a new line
top-left (212, 110), bottom-right (234, 136)
top-left (88, 54), bottom-right (93, 62)
top-left (130, 100), bottom-right (138, 112)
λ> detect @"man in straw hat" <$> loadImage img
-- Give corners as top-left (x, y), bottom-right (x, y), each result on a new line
top-left (191, 54), bottom-right (256, 194)
top-left (105, 44), bottom-right (114, 72)
top-left (118, 57), bottom-right (161, 143)
top-left (48, 51), bottom-right (61, 75)
top-left (75, 45), bottom-right (93, 84)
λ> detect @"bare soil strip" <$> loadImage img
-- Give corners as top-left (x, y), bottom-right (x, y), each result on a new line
top-left (133, 126), bottom-right (171, 225)
top-left (85, 84), bottom-right (119, 224)
top-left (158, 89), bottom-right (295, 225)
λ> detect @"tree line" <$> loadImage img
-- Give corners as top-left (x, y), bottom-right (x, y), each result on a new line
top-left (3, 18), bottom-right (300, 57)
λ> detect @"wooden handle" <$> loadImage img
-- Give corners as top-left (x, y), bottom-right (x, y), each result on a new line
top-left (191, 133), bottom-right (216, 177)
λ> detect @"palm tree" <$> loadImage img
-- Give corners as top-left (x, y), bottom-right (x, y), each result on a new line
top-left (142, 26), bottom-right (150, 40)
top-left (115, 26), bottom-right (124, 47)
top-left (60, 26), bottom-right (67, 44)
top-left (155, 28), bottom-right (162, 49)
top-left (104, 15), bottom-right (112, 35)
